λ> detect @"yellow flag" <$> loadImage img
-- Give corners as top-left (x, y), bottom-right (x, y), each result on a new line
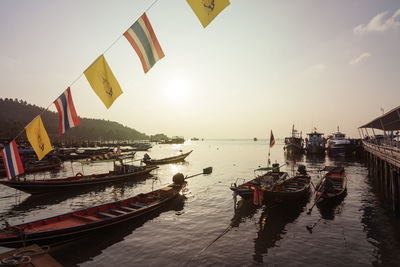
top-left (26, 116), bottom-right (52, 160)
top-left (186, 0), bottom-right (230, 28)
top-left (84, 55), bottom-right (123, 109)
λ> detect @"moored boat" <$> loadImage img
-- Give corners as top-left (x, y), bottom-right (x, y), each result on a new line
top-left (314, 166), bottom-right (347, 204)
top-left (0, 159), bottom-right (158, 195)
top-left (305, 129), bottom-right (326, 154)
top-left (265, 165), bottom-right (311, 201)
top-left (142, 150), bottom-right (193, 165)
top-left (0, 175), bottom-right (186, 247)
top-left (284, 125), bottom-right (304, 154)
top-left (230, 163), bottom-right (289, 200)
top-left (327, 128), bottom-right (350, 156)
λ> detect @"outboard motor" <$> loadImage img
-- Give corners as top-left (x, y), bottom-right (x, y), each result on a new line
top-left (172, 173), bottom-right (185, 184)
top-left (143, 153), bottom-right (151, 160)
top-left (272, 163), bottom-right (280, 172)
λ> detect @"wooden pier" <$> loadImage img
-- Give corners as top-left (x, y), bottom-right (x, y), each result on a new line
top-left (360, 105), bottom-right (400, 214)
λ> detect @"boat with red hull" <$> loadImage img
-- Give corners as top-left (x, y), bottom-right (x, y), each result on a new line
top-left (0, 163), bottom-right (158, 195)
top-left (0, 178), bottom-right (186, 247)
top-left (142, 150), bottom-right (193, 165)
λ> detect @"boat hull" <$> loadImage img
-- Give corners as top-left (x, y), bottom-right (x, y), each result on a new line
top-left (0, 182), bottom-right (185, 247)
top-left (143, 151), bottom-right (192, 165)
top-left (0, 166), bottom-right (158, 195)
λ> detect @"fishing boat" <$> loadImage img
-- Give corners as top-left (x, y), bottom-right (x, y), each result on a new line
top-left (0, 156), bottom-right (62, 178)
top-left (77, 152), bottom-right (136, 164)
top-left (142, 150), bottom-right (193, 165)
top-left (284, 125), bottom-right (304, 154)
top-left (0, 159), bottom-right (158, 195)
top-left (265, 165), bottom-right (311, 201)
top-left (305, 129), bottom-right (326, 154)
top-left (0, 175), bottom-right (186, 247)
top-left (230, 163), bottom-right (289, 199)
top-left (314, 166), bottom-right (347, 204)
top-left (326, 128), bottom-right (350, 156)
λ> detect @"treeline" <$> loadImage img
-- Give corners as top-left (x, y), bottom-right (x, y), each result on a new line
top-left (0, 98), bottom-right (168, 142)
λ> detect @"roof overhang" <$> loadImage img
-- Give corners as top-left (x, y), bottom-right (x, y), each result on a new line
top-left (359, 105), bottom-right (400, 131)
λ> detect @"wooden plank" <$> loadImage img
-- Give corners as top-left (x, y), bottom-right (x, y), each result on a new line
top-left (0, 244), bottom-right (62, 267)
top-left (97, 212), bottom-right (117, 218)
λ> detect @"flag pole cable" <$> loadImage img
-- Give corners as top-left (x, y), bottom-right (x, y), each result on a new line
top-left (6, 0), bottom-right (161, 146)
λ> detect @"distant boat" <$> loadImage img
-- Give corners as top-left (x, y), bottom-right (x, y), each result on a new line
top-left (327, 128), bottom-right (350, 156)
top-left (160, 136), bottom-right (185, 144)
top-left (284, 125), bottom-right (304, 154)
top-left (142, 151), bottom-right (193, 165)
top-left (305, 129), bottom-right (326, 154)
top-left (253, 137), bottom-right (258, 141)
top-left (191, 137), bottom-right (199, 141)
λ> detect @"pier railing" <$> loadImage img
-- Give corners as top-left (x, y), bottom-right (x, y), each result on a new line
top-left (363, 140), bottom-right (400, 168)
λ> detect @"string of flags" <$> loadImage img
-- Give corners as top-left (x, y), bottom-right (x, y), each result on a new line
top-left (1, 0), bottom-right (231, 179)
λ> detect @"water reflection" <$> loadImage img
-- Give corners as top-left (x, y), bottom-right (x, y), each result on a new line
top-left (253, 200), bottom-right (308, 263)
top-left (2, 175), bottom-right (156, 219)
top-left (49, 195), bottom-right (186, 266)
top-left (316, 191), bottom-right (347, 220)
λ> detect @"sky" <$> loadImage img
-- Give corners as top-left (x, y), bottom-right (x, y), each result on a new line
top-left (0, 0), bottom-right (399, 139)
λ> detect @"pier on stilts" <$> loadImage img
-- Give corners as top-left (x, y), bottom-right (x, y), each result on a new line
top-left (359, 105), bottom-right (400, 214)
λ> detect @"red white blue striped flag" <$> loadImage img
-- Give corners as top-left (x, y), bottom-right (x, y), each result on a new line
top-left (123, 13), bottom-right (165, 73)
top-left (1, 140), bottom-right (24, 180)
top-left (54, 87), bottom-right (80, 135)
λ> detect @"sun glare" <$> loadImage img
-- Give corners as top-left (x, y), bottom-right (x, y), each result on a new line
top-left (165, 79), bottom-right (188, 104)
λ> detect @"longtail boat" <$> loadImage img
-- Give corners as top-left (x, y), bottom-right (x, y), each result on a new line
top-left (0, 175), bottom-right (186, 247)
top-left (230, 163), bottom-right (289, 199)
top-left (0, 160), bottom-right (158, 195)
top-left (142, 150), bottom-right (193, 165)
top-left (231, 164), bottom-right (311, 202)
top-left (314, 166), bottom-right (347, 204)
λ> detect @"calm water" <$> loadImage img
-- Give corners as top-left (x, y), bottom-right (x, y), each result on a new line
top-left (1, 140), bottom-right (400, 266)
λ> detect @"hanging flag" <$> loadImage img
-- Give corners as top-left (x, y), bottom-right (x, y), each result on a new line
top-left (186, 0), bottom-right (230, 28)
top-left (54, 87), bottom-right (80, 135)
top-left (253, 186), bottom-right (259, 206)
top-left (123, 12), bottom-right (165, 74)
top-left (270, 130), bottom-right (275, 148)
top-left (84, 55), bottom-right (123, 109)
top-left (25, 116), bottom-right (52, 160)
top-left (1, 140), bottom-right (24, 180)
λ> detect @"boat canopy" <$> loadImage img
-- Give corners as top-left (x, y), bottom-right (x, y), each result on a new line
top-left (359, 105), bottom-right (400, 131)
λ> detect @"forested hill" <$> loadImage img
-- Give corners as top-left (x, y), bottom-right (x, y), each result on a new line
top-left (0, 98), bottom-right (161, 141)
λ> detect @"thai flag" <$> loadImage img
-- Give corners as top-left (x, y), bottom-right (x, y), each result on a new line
top-left (54, 87), bottom-right (80, 135)
top-left (1, 140), bottom-right (24, 180)
top-left (123, 12), bottom-right (165, 73)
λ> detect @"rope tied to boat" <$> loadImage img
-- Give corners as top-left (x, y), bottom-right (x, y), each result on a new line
top-left (0, 245), bottom-right (49, 266)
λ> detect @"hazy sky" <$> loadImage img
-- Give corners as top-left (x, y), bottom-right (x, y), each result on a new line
top-left (1, 0), bottom-right (399, 139)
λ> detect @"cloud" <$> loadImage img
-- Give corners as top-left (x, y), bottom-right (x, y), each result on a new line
top-left (350, 52), bottom-right (371, 65)
top-left (354, 9), bottom-right (400, 34)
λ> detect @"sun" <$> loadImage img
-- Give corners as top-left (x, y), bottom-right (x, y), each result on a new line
top-left (164, 79), bottom-right (188, 104)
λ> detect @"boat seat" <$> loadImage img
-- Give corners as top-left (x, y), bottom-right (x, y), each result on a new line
top-left (128, 202), bottom-right (148, 209)
top-left (109, 208), bottom-right (128, 215)
top-left (73, 214), bottom-right (100, 222)
top-left (118, 206), bottom-right (136, 212)
top-left (97, 211), bottom-right (117, 218)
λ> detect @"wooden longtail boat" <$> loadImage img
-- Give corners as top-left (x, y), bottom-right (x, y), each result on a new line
top-left (314, 166), bottom-right (347, 204)
top-left (231, 164), bottom-right (311, 202)
top-left (230, 164), bottom-right (289, 199)
top-left (0, 177), bottom-right (186, 247)
top-left (265, 172), bottom-right (311, 201)
top-left (142, 150), bottom-right (193, 165)
top-left (0, 162), bottom-right (158, 195)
